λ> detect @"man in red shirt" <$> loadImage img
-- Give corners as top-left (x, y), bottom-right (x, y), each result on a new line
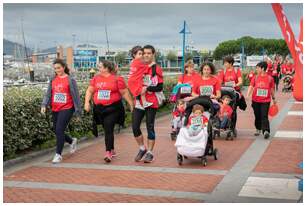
top-left (246, 61), bottom-right (277, 139)
top-left (132, 45), bottom-right (164, 163)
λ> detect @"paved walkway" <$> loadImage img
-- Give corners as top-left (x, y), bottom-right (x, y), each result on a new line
top-left (3, 87), bottom-right (303, 203)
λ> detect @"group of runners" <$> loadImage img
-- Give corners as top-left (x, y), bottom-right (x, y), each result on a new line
top-left (41, 45), bottom-right (292, 164)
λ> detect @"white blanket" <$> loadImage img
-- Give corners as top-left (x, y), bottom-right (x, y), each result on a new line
top-left (175, 127), bottom-right (208, 157)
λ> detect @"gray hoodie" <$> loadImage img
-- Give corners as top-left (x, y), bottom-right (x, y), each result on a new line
top-left (41, 75), bottom-right (82, 116)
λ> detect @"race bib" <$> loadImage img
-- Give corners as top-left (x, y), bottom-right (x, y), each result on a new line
top-left (200, 85), bottom-right (213, 96)
top-left (272, 70), bottom-right (277, 75)
top-left (98, 90), bottom-right (111, 100)
top-left (191, 116), bottom-right (203, 127)
top-left (143, 75), bottom-right (151, 86)
top-left (180, 86), bottom-right (191, 94)
top-left (54, 93), bottom-right (67, 104)
top-left (256, 89), bottom-right (268, 97)
top-left (224, 81), bottom-right (235, 87)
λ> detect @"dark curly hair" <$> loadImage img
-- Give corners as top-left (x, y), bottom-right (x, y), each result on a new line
top-left (200, 62), bottom-right (216, 75)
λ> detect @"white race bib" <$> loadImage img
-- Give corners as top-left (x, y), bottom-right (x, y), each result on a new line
top-left (256, 89), bottom-right (268, 97)
top-left (191, 116), bottom-right (203, 127)
top-left (224, 81), bottom-right (235, 87)
top-left (54, 93), bottom-right (67, 104)
top-left (143, 75), bottom-right (151, 86)
top-left (98, 90), bottom-right (111, 100)
top-left (180, 86), bottom-right (191, 94)
top-left (200, 85), bottom-right (213, 96)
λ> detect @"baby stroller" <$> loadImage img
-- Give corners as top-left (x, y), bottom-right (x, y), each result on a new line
top-left (282, 75), bottom-right (293, 93)
top-left (170, 84), bottom-right (192, 140)
top-left (175, 96), bottom-right (218, 166)
top-left (211, 86), bottom-right (239, 140)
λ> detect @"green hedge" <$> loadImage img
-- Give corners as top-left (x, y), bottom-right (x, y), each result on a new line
top-left (4, 77), bottom-right (177, 161)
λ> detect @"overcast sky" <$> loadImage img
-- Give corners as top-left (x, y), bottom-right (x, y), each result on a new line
top-left (3, 3), bottom-right (303, 51)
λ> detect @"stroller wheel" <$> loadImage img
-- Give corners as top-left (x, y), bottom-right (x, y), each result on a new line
top-left (213, 148), bottom-right (218, 160)
top-left (201, 156), bottom-right (208, 167)
top-left (177, 154), bottom-right (183, 165)
top-left (170, 132), bottom-right (176, 141)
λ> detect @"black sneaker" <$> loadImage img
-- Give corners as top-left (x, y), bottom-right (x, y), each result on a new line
top-left (264, 131), bottom-right (270, 139)
top-left (143, 152), bottom-right (154, 163)
top-left (134, 149), bottom-right (147, 162)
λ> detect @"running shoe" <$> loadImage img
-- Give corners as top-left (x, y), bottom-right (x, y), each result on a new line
top-left (264, 131), bottom-right (270, 139)
top-left (254, 129), bottom-right (261, 136)
top-left (52, 153), bottom-right (62, 164)
top-left (104, 151), bottom-right (112, 163)
top-left (70, 138), bottom-right (77, 154)
top-left (134, 149), bottom-right (147, 162)
top-left (111, 150), bottom-right (117, 157)
top-left (143, 152), bottom-right (154, 163)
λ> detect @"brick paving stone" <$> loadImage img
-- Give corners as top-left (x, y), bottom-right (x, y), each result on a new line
top-left (3, 187), bottom-right (202, 203)
top-left (254, 139), bottom-right (303, 174)
top-left (277, 115), bottom-right (303, 131)
top-left (4, 166), bottom-right (223, 193)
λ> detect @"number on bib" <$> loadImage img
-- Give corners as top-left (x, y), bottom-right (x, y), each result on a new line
top-left (256, 89), bottom-right (268, 97)
top-left (143, 75), bottom-right (151, 86)
top-left (98, 90), bottom-right (111, 100)
top-left (191, 116), bottom-right (203, 126)
top-left (200, 86), bottom-right (213, 96)
top-left (180, 86), bottom-right (191, 94)
top-left (224, 81), bottom-right (235, 87)
top-left (54, 93), bottom-right (67, 103)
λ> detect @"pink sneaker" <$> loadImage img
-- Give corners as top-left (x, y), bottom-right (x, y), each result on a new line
top-left (111, 150), bottom-right (117, 157)
top-left (104, 151), bottom-right (112, 163)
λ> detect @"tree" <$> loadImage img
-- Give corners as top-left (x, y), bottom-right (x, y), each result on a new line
top-left (115, 51), bottom-right (128, 66)
top-left (213, 36), bottom-right (290, 60)
top-left (166, 50), bottom-right (177, 62)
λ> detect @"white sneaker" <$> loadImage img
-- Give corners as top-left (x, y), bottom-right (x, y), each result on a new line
top-left (70, 138), bottom-right (77, 154)
top-left (135, 100), bottom-right (144, 110)
top-left (143, 101), bottom-right (153, 108)
top-left (52, 153), bottom-right (62, 164)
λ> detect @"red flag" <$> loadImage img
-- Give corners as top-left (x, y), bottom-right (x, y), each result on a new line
top-left (272, 3), bottom-right (303, 101)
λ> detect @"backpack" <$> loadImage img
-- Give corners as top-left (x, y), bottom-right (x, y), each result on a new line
top-left (151, 64), bottom-right (166, 106)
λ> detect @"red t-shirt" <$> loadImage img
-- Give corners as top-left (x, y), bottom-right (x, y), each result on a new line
top-left (128, 59), bottom-right (149, 97)
top-left (272, 63), bottom-right (279, 77)
top-left (248, 71), bottom-right (255, 82)
top-left (137, 65), bottom-right (163, 109)
top-left (178, 72), bottom-right (201, 88)
top-left (220, 104), bottom-right (233, 118)
top-left (51, 75), bottom-right (74, 112)
top-left (219, 68), bottom-right (242, 91)
top-left (267, 63), bottom-right (273, 76)
top-left (172, 108), bottom-right (185, 117)
top-left (284, 64), bottom-right (294, 74)
top-left (187, 115), bottom-right (209, 126)
top-left (90, 74), bottom-right (126, 106)
top-left (192, 76), bottom-right (221, 96)
top-left (251, 74), bottom-right (275, 103)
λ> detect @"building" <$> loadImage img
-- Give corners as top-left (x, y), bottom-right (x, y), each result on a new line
top-left (73, 44), bottom-right (98, 70)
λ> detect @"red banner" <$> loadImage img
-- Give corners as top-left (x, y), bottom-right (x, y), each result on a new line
top-left (272, 3), bottom-right (303, 101)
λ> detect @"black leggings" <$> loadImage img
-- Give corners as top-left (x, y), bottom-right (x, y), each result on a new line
top-left (132, 108), bottom-right (157, 140)
top-left (251, 101), bottom-right (270, 133)
top-left (52, 108), bottom-right (74, 155)
top-left (94, 104), bottom-right (120, 152)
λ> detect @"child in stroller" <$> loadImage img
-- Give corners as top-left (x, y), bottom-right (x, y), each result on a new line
top-left (170, 99), bottom-right (186, 140)
top-left (175, 96), bottom-right (218, 166)
top-left (169, 83), bottom-right (192, 140)
top-left (282, 75), bottom-right (293, 93)
top-left (211, 87), bottom-right (239, 140)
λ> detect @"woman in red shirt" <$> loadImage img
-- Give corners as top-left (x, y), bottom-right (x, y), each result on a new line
top-left (177, 60), bottom-right (200, 88)
top-left (246, 61), bottom-right (277, 139)
top-left (85, 60), bottom-right (134, 163)
top-left (41, 59), bottom-right (82, 164)
top-left (190, 62), bottom-right (221, 100)
top-left (218, 56), bottom-right (243, 92)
